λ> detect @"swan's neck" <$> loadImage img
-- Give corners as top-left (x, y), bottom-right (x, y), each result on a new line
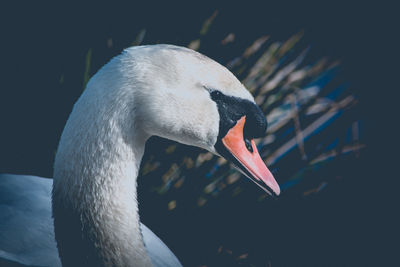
top-left (52, 62), bottom-right (152, 266)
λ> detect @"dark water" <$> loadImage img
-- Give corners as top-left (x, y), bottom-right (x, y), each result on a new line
top-left (0, 2), bottom-right (395, 266)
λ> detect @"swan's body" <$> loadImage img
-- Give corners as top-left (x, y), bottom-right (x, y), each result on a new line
top-left (0, 45), bottom-right (280, 266)
top-left (0, 174), bottom-right (180, 267)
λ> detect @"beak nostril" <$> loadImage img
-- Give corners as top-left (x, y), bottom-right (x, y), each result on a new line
top-left (244, 138), bottom-right (253, 153)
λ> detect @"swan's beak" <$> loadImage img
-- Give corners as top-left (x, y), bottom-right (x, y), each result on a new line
top-left (220, 116), bottom-right (280, 196)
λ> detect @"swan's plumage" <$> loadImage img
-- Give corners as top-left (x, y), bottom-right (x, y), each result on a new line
top-left (0, 174), bottom-right (60, 267)
top-left (1, 44), bottom-right (279, 266)
top-left (0, 174), bottom-right (181, 267)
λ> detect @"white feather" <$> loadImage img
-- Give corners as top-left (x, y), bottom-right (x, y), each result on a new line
top-left (1, 44), bottom-right (256, 266)
top-left (0, 174), bottom-right (181, 267)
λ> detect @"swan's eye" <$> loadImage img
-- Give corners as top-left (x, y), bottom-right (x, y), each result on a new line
top-left (210, 90), bottom-right (222, 99)
top-left (244, 138), bottom-right (253, 153)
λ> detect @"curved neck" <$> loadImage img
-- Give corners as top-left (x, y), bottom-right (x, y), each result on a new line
top-left (52, 64), bottom-right (152, 266)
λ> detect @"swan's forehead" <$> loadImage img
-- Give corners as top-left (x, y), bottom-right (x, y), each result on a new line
top-left (174, 49), bottom-right (254, 102)
top-left (127, 45), bottom-right (254, 102)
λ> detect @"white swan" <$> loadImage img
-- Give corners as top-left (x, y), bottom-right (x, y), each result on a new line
top-left (0, 44), bottom-right (280, 267)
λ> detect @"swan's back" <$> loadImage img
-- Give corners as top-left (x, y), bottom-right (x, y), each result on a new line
top-left (0, 174), bottom-right (61, 267)
top-left (141, 224), bottom-right (182, 267)
top-left (0, 174), bottom-right (182, 267)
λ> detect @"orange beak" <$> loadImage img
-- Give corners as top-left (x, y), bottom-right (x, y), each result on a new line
top-left (221, 116), bottom-right (280, 196)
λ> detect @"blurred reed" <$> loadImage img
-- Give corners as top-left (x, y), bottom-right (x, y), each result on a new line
top-left (134, 13), bottom-right (363, 212)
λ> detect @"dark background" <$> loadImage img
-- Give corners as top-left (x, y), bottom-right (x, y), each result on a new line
top-left (0, 2), bottom-right (396, 266)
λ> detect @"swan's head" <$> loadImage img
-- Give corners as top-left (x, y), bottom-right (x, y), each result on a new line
top-left (124, 45), bottom-right (280, 196)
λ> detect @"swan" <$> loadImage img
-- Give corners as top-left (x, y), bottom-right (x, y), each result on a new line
top-left (0, 44), bottom-right (280, 267)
